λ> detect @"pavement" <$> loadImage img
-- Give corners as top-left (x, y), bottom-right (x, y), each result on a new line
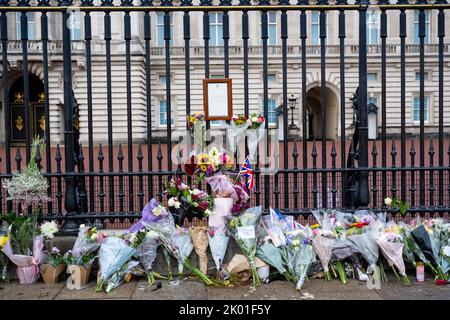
top-left (0, 273), bottom-right (449, 300)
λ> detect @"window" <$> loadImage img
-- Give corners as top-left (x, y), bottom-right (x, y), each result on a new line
top-left (267, 73), bottom-right (276, 83)
top-left (69, 11), bottom-right (82, 40)
top-left (211, 74), bottom-right (224, 79)
top-left (156, 13), bottom-right (173, 47)
top-left (263, 98), bottom-right (277, 125)
top-left (311, 12), bottom-right (320, 45)
top-left (159, 100), bottom-right (174, 126)
top-left (414, 10), bottom-right (430, 44)
top-left (209, 13), bottom-right (223, 46)
top-left (366, 10), bottom-right (380, 45)
top-left (413, 96), bottom-right (429, 123)
top-left (159, 75), bottom-right (167, 84)
top-left (415, 72), bottom-right (429, 81)
top-left (368, 97), bottom-right (378, 106)
top-left (16, 12), bottom-right (35, 40)
top-left (367, 73), bottom-right (378, 81)
top-left (260, 12), bottom-right (277, 46)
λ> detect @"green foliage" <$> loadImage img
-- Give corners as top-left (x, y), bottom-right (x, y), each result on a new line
top-left (8, 209), bottom-right (40, 256)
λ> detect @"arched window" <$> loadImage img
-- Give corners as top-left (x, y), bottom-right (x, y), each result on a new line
top-left (9, 74), bottom-right (45, 145)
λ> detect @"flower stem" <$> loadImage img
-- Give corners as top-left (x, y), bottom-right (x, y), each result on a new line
top-left (391, 266), bottom-right (400, 280)
top-left (146, 272), bottom-right (156, 286)
top-left (95, 279), bottom-right (105, 292)
top-left (324, 271), bottom-right (332, 282)
top-left (402, 275), bottom-right (411, 286)
top-left (282, 271), bottom-right (294, 282)
top-left (378, 261), bottom-right (388, 283)
top-left (249, 259), bottom-right (261, 288)
top-left (335, 261), bottom-right (347, 284)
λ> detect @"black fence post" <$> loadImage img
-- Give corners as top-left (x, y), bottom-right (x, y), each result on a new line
top-left (60, 0), bottom-right (79, 232)
top-left (357, 0), bottom-right (370, 207)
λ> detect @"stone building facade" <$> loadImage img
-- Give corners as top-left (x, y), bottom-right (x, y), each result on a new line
top-left (1, 0), bottom-right (450, 147)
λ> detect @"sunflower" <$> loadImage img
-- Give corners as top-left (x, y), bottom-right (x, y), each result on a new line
top-left (197, 153), bottom-right (211, 165)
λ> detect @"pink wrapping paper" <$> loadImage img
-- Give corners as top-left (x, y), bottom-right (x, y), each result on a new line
top-left (2, 235), bottom-right (44, 284)
top-left (208, 197), bottom-right (234, 228)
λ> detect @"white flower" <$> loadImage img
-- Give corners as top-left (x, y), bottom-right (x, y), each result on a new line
top-left (79, 224), bottom-right (86, 230)
top-left (192, 189), bottom-right (201, 196)
top-left (91, 233), bottom-right (99, 241)
top-left (153, 206), bottom-right (162, 216)
top-left (251, 116), bottom-right (258, 123)
top-left (384, 197), bottom-right (392, 205)
top-left (204, 209), bottom-right (212, 217)
top-left (40, 221), bottom-right (59, 239)
top-left (443, 246), bottom-right (450, 258)
top-left (129, 232), bottom-right (137, 244)
top-left (168, 197), bottom-right (176, 207)
top-left (174, 201), bottom-right (181, 209)
top-left (146, 230), bottom-right (159, 239)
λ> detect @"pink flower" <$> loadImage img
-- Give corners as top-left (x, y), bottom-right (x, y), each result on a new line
top-left (257, 116), bottom-right (264, 123)
top-left (51, 247), bottom-right (60, 254)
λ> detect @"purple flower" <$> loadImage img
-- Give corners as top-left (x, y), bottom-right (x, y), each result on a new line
top-left (127, 198), bottom-right (167, 233)
top-left (51, 247), bottom-right (61, 254)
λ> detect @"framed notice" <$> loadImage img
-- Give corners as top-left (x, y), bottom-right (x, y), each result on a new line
top-left (203, 78), bottom-right (233, 121)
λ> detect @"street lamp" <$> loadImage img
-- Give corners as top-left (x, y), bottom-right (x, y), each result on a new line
top-left (367, 102), bottom-right (378, 140)
top-left (288, 94), bottom-right (298, 129)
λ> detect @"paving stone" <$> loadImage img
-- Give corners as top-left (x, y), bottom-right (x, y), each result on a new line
top-left (0, 281), bottom-right (65, 300)
top-left (55, 280), bottom-right (137, 300)
top-left (132, 279), bottom-right (207, 300)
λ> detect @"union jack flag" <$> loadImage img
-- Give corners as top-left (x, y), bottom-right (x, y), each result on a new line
top-left (239, 157), bottom-right (255, 191)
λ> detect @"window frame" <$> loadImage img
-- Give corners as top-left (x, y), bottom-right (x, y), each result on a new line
top-left (209, 12), bottom-right (224, 47)
top-left (413, 10), bottom-right (431, 44)
top-left (412, 96), bottom-right (429, 124)
top-left (158, 99), bottom-right (174, 127)
top-left (15, 12), bottom-right (36, 40)
top-left (156, 12), bottom-right (174, 47)
top-left (366, 10), bottom-right (380, 45)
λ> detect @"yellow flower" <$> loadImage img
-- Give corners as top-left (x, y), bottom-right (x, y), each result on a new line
top-left (0, 236), bottom-right (8, 248)
top-left (200, 164), bottom-right (208, 172)
top-left (197, 153), bottom-right (211, 165)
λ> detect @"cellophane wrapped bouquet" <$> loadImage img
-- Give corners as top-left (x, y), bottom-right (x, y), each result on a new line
top-left (258, 208), bottom-right (294, 282)
top-left (227, 114), bottom-right (249, 157)
top-left (64, 225), bottom-right (106, 268)
top-left (224, 206), bottom-right (262, 287)
top-left (171, 226), bottom-right (194, 282)
top-left (145, 210), bottom-right (213, 286)
top-left (207, 225), bottom-right (230, 280)
top-left (376, 221), bottom-right (411, 286)
top-left (132, 229), bottom-right (161, 285)
top-left (311, 209), bottom-right (336, 282)
top-left (245, 113), bottom-right (265, 162)
top-left (96, 237), bottom-right (137, 292)
top-left (409, 218), bottom-right (449, 283)
top-left (284, 221), bottom-right (316, 290)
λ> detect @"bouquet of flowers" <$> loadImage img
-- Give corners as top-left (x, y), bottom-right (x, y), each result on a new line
top-left (227, 114), bottom-right (249, 157)
top-left (192, 148), bottom-right (234, 183)
top-left (207, 226), bottom-right (230, 280)
top-left (1, 211), bottom-right (44, 284)
top-left (103, 260), bottom-right (139, 293)
top-left (128, 198), bottom-right (169, 233)
top-left (376, 222), bottom-right (411, 286)
top-left (95, 237), bottom-right (137, 292)
top-left (257, 208), bottom-right (293, 281)
top-left (410, 219), bottom-right (449, 282)
top-left (2, 137), bottom-right (50, 210)
top-left (285, 222), bottom-right (316, 290)
top-left (0, 227), bottom-right (10, 282)
top-left (40, 247), bottom-right (66, 285)
top-left (224, 206), bottom-right (262, 287)
top-left (67, 224), bottom-right (107, 266)
top-left (165, 178), bottom-right (214, 224)
top-left (171, 226), bottom-right (194, 282)
top-left (245, 113), bottom-right (265, 162)
top-left (147, 217), bottom-right (213, 286)
top-left (131, 229), bottom-right (161, 285)
top-left (188, 112), bottom-right (206, 153)
top-left (189, 224), bottom-right (209, 274)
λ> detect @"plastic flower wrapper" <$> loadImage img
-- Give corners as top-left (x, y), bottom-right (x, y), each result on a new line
top-left (245, 122), bottom-right (265, 162)
top-left (171, 226), bottom-right (194, 281)
top-left (189, 225), bottom-right (209, 274)
top-left (227, 115), bottom-right (249, 157)
top-left (441, 242), bottom-right (450, 274)
top-left (127, 198), bottom-right (168, 234)
top-left (411, 223), bottom-right (447, 281)
top-left (207, 226), bottom-right (230, 280)
top-left (285, 223), bottom-right (315, 290)
top-left (376, 230), bottom-right (410, 286)
top-left (147, 224), bottom-right (213, 286)
top-left (134, 230), bottom-right (161, 285)
top-left (256, 238), bottom-right (293, 282)
top-left (104, 260), bottom-right (139, 293)
top-left (0, 228), bottom-right (10, 283)
top-left (95, 237), bottom-right (136, 292)
top-left (70, 225), bottom-right (106, 266)
top-left (224, 206), bottom-right (262, 287)
top-left (188, 112), bottom-right (206, 153)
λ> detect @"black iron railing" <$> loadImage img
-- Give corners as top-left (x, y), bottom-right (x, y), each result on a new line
top-left (0, 0), bottom-right (449, 233)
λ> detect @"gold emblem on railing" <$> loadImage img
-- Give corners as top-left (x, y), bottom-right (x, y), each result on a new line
top-left (74, 116), bottom-right (80, 130)
top-left (39, 115), bottom-right (46, 131)
top-left (38, 92), bottom-right (45, 102)
top-left (14, 92), bottom-right (24, 103)
top-left (15, 116), bottom-right (24, 131)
